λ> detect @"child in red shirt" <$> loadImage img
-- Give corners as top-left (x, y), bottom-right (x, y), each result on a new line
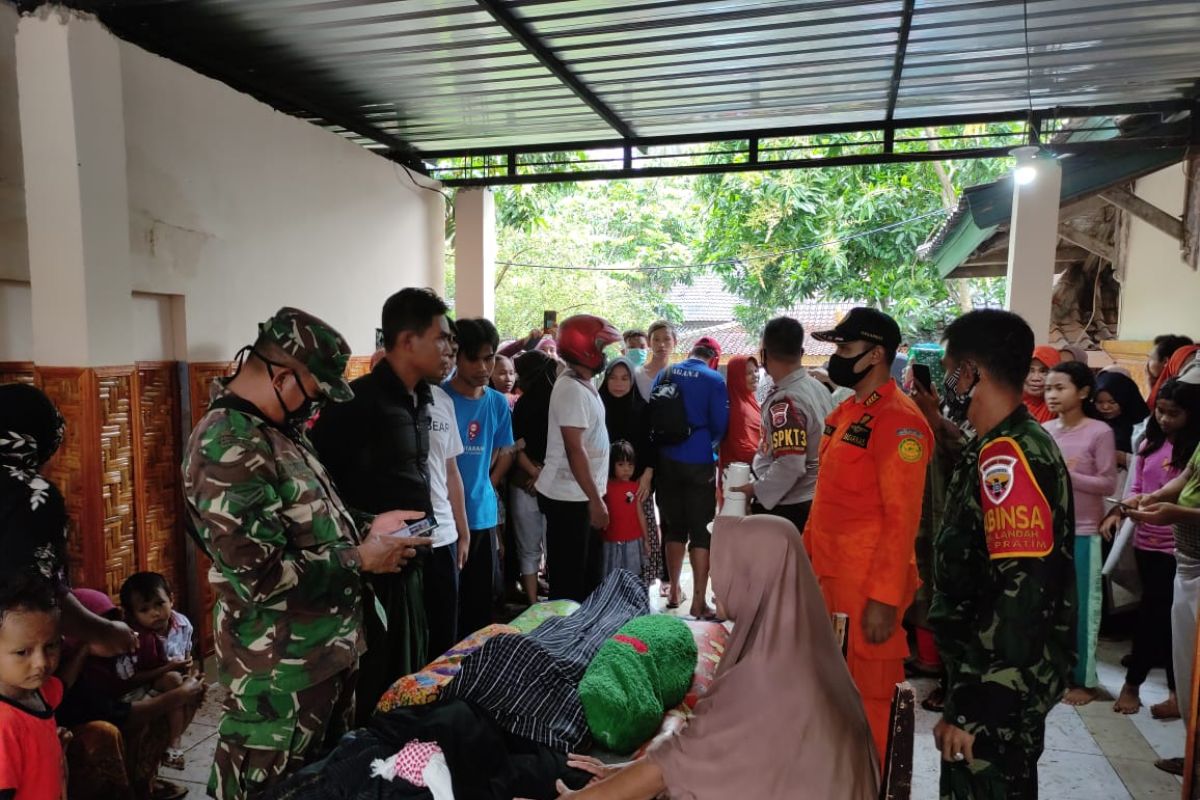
top-left (602, 441), bottom-right (648, 584)
top-left (0, 577), bottom-right (66, 800)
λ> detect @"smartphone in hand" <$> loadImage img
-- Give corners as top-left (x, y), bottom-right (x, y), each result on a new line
top-left (392, 517), bottom-right (438, 539)
top-left (912, 363), bottom-right (933, 393)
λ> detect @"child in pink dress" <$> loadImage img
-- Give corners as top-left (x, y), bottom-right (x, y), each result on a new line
top-left (1044, 361), bottom-right (1118, 706)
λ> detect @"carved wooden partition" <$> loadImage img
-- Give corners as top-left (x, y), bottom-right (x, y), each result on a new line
top-left (344, 355), bottom-right (373, 381)
top-left (1, 364), bottom-right (187, 602)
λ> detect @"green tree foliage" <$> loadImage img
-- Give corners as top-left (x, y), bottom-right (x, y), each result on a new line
top-left (448, 131), bottom-right (1015, 341)
top-left (692, 132), bottom-right (1013, 336)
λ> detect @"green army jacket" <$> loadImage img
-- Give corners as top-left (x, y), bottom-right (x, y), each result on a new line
top-left (929, 405), bottom-right (1076, 732)
top-left (182, 386), bottom-right (366, 695)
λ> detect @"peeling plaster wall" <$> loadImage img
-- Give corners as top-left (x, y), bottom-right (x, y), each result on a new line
top-left (120, 41), bottom-right (441, 361)
top-left (1119, 165), bottom-right (1200, 341)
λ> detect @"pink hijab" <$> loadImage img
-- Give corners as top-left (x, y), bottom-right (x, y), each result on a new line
top-left (648, 515), bottom-right (879, 799)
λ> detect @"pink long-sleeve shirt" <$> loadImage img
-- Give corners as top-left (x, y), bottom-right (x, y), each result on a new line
top-left (1044, 417), bottom-right (1118, 534)
top-left (1129, 439), bottom-right (1182, 553)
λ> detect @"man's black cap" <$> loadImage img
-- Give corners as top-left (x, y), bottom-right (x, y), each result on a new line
top-left (812, 307), bottom-right (901, 351)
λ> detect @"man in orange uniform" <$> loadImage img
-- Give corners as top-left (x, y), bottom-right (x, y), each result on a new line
top-left (806, 308), bottom-right (932, 762)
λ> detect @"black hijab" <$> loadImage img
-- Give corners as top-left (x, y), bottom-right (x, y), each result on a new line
top-left (0, 383), bottom-right (70, 587)
top-left (599, 358), bottom-right (645, 445)
top-left (512, 351), bottom-right (558, 463)
top-left (1095, 371), bottom-right (1150, 453)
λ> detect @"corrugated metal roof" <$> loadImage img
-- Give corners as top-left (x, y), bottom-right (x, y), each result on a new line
top-left (58, 0), bottom-right (1200, 161)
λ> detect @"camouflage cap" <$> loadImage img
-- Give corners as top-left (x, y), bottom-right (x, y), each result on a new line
top-left (258, 307), bottom-right (354, 402)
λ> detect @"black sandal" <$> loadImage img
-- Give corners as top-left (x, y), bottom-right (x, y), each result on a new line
top-left (921, 687), bottom-right (946, 713)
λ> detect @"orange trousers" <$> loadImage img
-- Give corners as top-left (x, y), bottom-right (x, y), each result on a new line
top-left (819, 576), bottom-right (911, 765)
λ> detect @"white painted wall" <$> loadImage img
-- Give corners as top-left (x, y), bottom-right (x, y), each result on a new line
top-left (120, 41), bottom-right (442, 361)
top-left (1119, 165), bottom-right (1200, 341)
top-left (0, 279), bottom-right (32, 361)
top-left (0, 8), bottom-right (442, 364)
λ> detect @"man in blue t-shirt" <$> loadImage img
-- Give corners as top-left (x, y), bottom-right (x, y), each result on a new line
top-left (653, 336), bottom-right (729, 618)
top-left (443, 318), bottom-right (514, 637)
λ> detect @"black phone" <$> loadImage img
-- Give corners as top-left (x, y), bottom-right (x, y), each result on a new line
top-left (543, 310), bottom-right (557, 331)
top-left (912, 363), bottom-right (933, 392)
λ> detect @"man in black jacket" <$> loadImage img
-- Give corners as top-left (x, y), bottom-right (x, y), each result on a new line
top-left (311, 287), bottom-right (454, 724)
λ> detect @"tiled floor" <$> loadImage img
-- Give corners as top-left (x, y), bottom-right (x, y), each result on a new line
top-left (170, 567), bottom-right (1185, 800)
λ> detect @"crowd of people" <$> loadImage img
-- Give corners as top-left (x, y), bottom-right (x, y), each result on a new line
top-left (3, 289), bottom-right (1200, 799)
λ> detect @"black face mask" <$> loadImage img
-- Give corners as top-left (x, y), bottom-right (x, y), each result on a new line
top-left (247, 349), bottom-right (324, 433)
top-left (943, 363), bottom-right (979, 423)
top-left (827, 349), bottom-right (873, 388)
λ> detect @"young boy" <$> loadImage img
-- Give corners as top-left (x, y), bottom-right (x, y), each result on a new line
top-left (118, 572), bottom-right (198, 770)
top-left (0, 576), bottom-right (65, 800)
top-left (602, 440), bottom-right (649, 583)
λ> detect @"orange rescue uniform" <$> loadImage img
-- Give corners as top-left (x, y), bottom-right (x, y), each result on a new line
top-left (805, 379), bottom-right (932, 761)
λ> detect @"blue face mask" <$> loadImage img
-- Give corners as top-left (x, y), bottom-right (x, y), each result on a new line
top-left (625, 348), bottom-right (648, 368)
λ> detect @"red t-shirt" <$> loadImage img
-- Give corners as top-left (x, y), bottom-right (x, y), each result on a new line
top-left (0, 676), bottom-right (64, 799)
top-left (603, 480), bottom-right (643, 543)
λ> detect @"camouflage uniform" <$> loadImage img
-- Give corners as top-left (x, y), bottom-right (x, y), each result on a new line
top-left (929, 405), bottom-right (1076, 799)
top-left (182, 308), bottom-right (365, 800)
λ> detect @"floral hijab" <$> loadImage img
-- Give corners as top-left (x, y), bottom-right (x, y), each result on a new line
top-left (0, 383), bottom-right (69, 585)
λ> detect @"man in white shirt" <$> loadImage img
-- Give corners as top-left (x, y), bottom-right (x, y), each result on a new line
top-left (426, 327), bottom-right (472, 656)
top-left (536, 314), bottom-right (621, 601)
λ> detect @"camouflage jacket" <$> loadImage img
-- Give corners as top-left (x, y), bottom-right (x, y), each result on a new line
top-left (929, 405), bottom-right (1076, 733)
top-left (182, 383), bottom-right (366, 695)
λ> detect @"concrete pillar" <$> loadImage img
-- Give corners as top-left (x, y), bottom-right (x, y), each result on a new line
top-left (425, 190), bottom-right (447, 300)
top-left (17, 9), bottom-right (133, 366)
top-left (454, 187), bottom-right (495, 320)
top-left (1005, 151), bottom-right (1062, 343)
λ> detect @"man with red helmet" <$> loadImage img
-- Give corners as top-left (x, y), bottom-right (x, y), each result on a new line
top-left (535, 314), bottom-right (621, 601)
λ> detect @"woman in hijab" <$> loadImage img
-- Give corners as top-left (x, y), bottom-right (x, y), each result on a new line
top-left (1149, 342), bottom-right (1200, 408)
top-left (510, 352), bottom-right (559, 605)
top-left (1093, 371), bottom-right (1150, 463)
top-left (599, 358), bottom-right (662, 590)
top-left (0, 383), bottom-right (138, 656)
top-left (552, 514), bottom-right (879, 799)
top-left (718, 355), bottom-right (762, 488)
top-left (1023, 345), bottom-right (1061, 423)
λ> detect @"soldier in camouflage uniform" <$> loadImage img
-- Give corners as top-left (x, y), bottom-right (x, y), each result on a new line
top-left (182, 307), bottom-right (428, 800)
top-left (929, 310), bottom-right (1076, 800)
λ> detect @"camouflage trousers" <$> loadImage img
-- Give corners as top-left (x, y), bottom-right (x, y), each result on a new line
top-left (939, 717), bottom-right (1046, 799)
top-left (208, 669), bottom-right (356, 800)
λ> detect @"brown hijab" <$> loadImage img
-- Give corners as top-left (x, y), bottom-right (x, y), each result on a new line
top-left (648, 515), bottom-right (878, 799)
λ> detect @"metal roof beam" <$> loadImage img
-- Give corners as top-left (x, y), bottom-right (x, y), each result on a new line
top-left (474, 0), bottom-right (636, 141)
top-left (434, 136), bottom-right (1194, 187)
top-left (883, 0), bottom-right (916, 153)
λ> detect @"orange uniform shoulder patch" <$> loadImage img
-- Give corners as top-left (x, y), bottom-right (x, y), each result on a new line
top-left (978, 436), bottom-right (1053, 559)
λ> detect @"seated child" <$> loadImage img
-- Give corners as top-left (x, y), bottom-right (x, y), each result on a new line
top-left (56, 588), bottom-right (199, 800)
top-left (602, 441), bottom-right (648, 582)
top-left (118, 573), bottom-right (199, 771)
top-left (0, 576), bottom-right (66, 800)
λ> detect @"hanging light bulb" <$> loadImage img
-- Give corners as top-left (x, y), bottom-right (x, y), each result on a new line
top-left (1011, 145), bottom-right (1040, 186)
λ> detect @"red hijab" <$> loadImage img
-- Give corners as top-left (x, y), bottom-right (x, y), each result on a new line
top-left (1149, 344), bottom-right (1200, 408)
top-left (719, 355), bottom-right (762, 469)
top-left (1023, 345), bottom-right (1060, 424)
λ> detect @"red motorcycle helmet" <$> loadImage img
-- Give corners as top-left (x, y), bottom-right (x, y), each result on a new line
top-left (556, 314), bottom-right (621, 372)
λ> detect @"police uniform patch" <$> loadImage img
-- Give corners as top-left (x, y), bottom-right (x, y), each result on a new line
top-left (898, 437), bottom-right (923, 463)
top-left (978, 437), bottom-right (1053, 559)
top-left (768, 399), bottom-right (808, 457)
